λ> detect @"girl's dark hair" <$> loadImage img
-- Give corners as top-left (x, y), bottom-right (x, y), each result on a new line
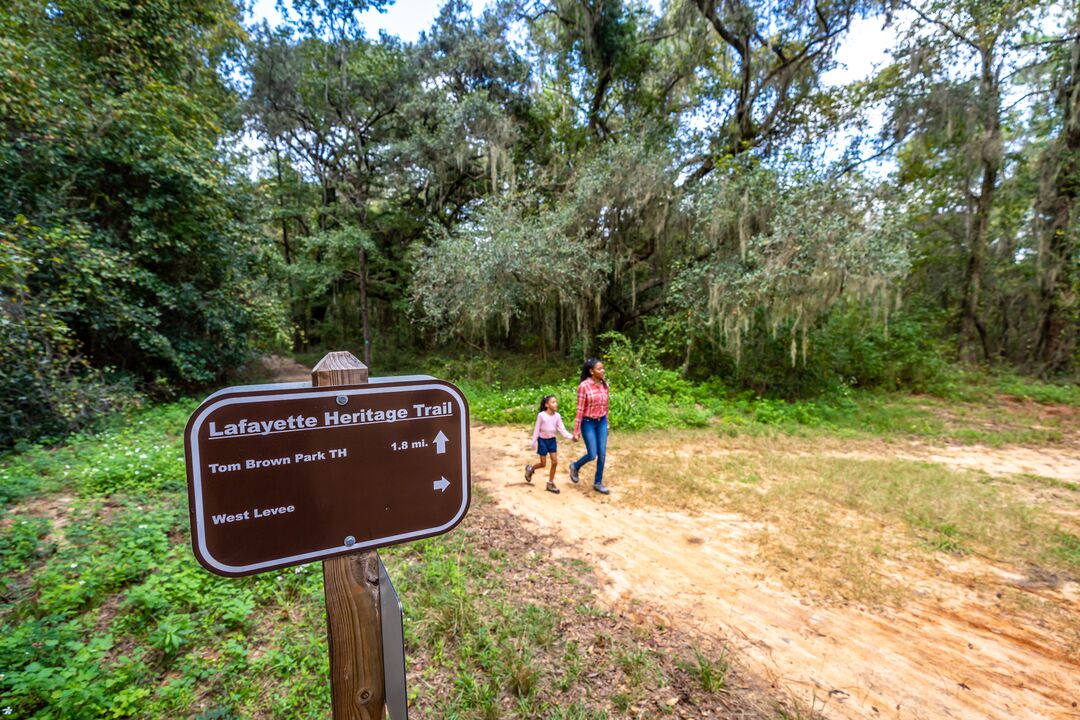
top-left (539, 395), bottom-right (556, 412)
top-left (580, 358), bottom-right (605, 383)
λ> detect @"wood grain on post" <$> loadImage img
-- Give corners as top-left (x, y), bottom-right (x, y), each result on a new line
top-left (313, 351), bottom-right (385, 720)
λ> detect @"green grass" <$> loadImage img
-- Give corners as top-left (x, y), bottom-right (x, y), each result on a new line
top-left (966, 372), bottom-right (1080, 406)
top-left (1052, 531), bottom-right (1080, 567)
top-left (0, 398), bottom-right (759, 719)
top-left (684, 646), bottom-right (729, 693)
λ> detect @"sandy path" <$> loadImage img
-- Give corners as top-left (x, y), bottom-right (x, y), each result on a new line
top-left (471, 425), bottom-right (1080, 720)
top-left (906, 444), bottom-right (1080, 482)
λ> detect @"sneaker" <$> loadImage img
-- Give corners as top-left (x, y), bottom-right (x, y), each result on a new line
top-left (546, 482), bottom-right (560, 494)
top-left (525, 464), bottom-right (534, 483)
top-left (569, 463), bottom-right (580, 484)
top-left (593, 483), bottom-right (609, 495)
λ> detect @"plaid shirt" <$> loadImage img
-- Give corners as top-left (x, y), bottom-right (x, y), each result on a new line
top-left (574, 379), bottom-right (609, 435)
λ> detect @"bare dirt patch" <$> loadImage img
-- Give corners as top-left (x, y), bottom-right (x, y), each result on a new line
top-left (907, 443), bottom-right (1080, 482)
top-left (916, 393), bottom-right (1080, 446)
top-left (472, 425), bottom-right (1080, 720)
top-left (258, 355), bottom-right (311, 383)
top-left (4, 493), bottom-right (76, 549)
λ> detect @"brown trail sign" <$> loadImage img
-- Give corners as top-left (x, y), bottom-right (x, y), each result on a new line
top-left (184, 373), bottom-right (471, 576)
top-left (184, 351), bottom-right (470, 719)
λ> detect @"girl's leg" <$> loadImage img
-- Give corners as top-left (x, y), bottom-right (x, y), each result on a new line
top-left (526, 449), bottom-right (546, 483)
top-left (535, 454), bottom-right (547, 469)
top-left (544, 452), bottom-right (560, 492)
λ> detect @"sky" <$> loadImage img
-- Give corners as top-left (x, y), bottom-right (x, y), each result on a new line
top-left (248, 0), bottom-right (461, 40)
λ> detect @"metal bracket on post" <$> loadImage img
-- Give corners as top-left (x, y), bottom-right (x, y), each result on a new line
top-left (378, 555), bottom-right (408, 720)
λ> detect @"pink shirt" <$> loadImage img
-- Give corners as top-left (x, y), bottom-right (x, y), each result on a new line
top-left (573, 379), bottom-right (609, 435)
top-left (531, 411), bottom-right (572, 447)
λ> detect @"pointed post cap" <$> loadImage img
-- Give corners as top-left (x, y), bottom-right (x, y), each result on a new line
top-left (312, 351), bottom-right (369, 387)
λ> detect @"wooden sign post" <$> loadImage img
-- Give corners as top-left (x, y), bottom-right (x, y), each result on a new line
top-left (183, 350), bottom-right (472, 719)
top-left (314, 351), bottom-right (385, 720)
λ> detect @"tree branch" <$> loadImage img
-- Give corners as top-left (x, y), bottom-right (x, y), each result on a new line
top-left (899, 0), bottom-right (976, 49)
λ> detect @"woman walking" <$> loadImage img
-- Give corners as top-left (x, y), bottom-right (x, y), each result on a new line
top-left (569, 358), bottom-right (611, 494)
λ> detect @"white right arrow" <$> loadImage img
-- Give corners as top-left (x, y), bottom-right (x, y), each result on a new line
top-left (433, 477), bottom-right (450, 493)
top-left (433, 430), bottom-right (448, 454)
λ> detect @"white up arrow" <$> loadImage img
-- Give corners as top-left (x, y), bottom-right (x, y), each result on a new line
top-left (433, 477), bottom-right (450, 493)
top-left (433, 430), bottom-right (449, 454)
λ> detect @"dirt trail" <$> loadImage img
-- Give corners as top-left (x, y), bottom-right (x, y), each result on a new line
top-left (472, 425), bottom-right (1080, 720)
top-left (258, 355), bottom-right (312, 382)
top-left (262, 357), bottom-right (1078, 717)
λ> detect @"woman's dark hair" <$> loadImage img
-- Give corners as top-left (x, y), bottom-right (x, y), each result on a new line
top-left (539, 395), bottom-right (556, 412)
top-left (580, 358), bottom-right (604, 383)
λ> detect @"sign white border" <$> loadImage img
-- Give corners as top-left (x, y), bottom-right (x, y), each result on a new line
top-left (187, 381), bottom-right (470, 575)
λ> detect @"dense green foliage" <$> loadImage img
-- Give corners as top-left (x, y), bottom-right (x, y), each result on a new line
top-left (0, 0), bottom-right (286, 447)
top-left (3, 0), bottom-right (1078, 446)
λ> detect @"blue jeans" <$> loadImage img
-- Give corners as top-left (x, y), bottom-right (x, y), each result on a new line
top-left (574, 416), bottom-right (608, 485)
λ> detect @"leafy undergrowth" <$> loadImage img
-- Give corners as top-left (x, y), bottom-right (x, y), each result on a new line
top-left (278, 348), bottom-right (1080, 445)
top-left (0, 401), bottom-right (793, 719)
top-left (462, 378), bottom-right (1077, 447)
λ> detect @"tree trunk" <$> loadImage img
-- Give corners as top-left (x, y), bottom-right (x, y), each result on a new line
top-left (959, 48), bottom-right (1000, 363)
top-left (273, 143), bottom-right (305, 352)
top-left (1035, 17), bottom-right (1080, 374)
top-left (273, 144), bottom-right (293, 266)
top-left (358, 244), bottom-right (371, 366)
top-left (539, 307), bottom-right (547, 362)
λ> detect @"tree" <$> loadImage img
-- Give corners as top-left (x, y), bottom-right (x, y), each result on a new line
top-left (684, 0), bottom-right (868, 177)
top-left (1032, 7), bottom-right (1080, 373)
top-left (670, 160), bottom-right (910, 368)
top-left (888, 0), bottom-right (1039, 362)
top-left (248, 8), bottom-right (414, 363)
top-left (410, 199), bottom-right (608, 351)
top-left (0, 0), bottom-right (285, 445)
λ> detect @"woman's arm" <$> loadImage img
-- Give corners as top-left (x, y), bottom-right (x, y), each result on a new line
top-left (573, 382), bottom-right (587, 438)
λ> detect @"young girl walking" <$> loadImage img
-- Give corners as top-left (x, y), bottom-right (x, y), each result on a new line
top-left (526, 395), bottom-right (574, 494)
